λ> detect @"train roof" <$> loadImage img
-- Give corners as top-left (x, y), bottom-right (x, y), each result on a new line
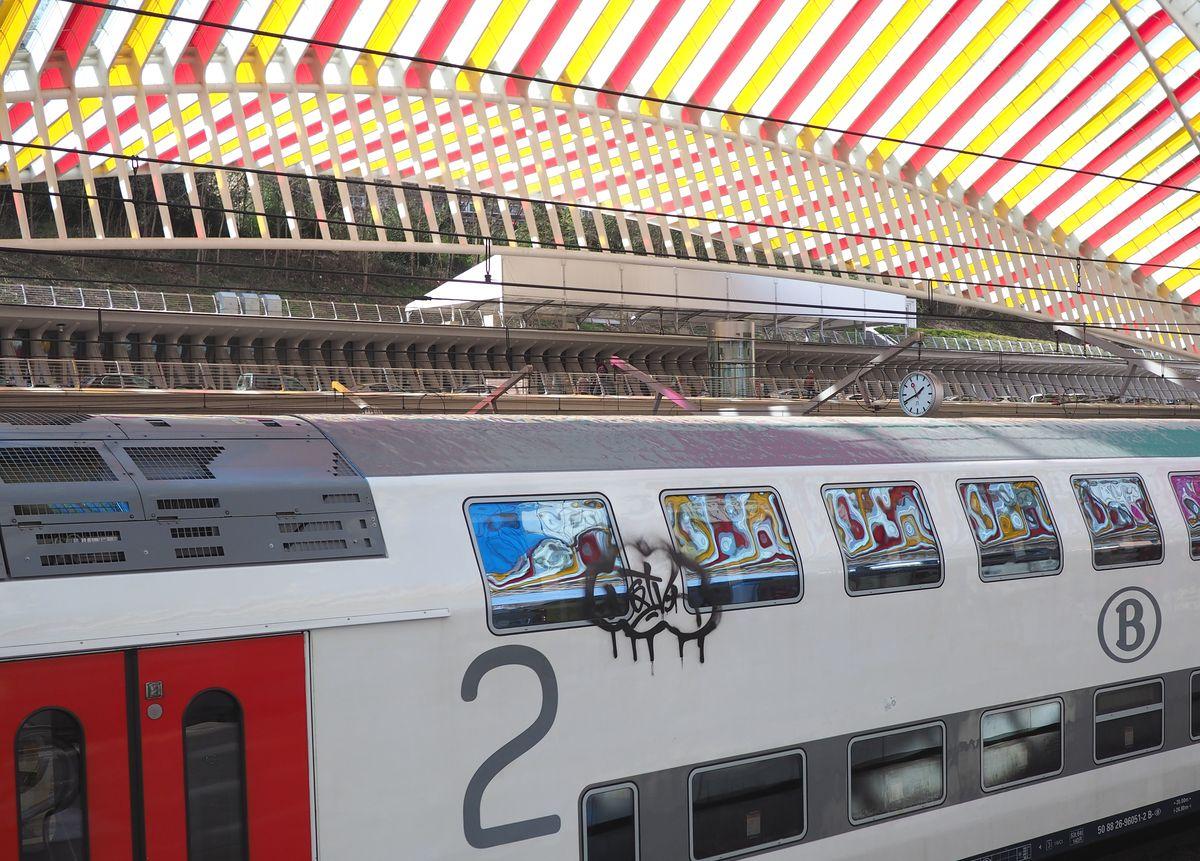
top-left (304, 414), bottom-right (1200, 476)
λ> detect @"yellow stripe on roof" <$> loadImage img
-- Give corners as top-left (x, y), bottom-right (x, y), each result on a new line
top-left (938, 4), bottom-right (1120, 185)
top-left (352, 0), bottom-right (421, 84)
top-left (558, 0), bottom-right (636, 91)
top-left (731, 0), bottom-right (832, 118)
top-left (1000, 36), bottom-right (1194, 211)
top-left (808, 0), bottom-right (929, 130)
top-left (238, 0), bottom-right (306, 82)
top-left (868, 0), bottom-right (1034, 165)
top-left (646, 0), bottom-right (734, 103)
top-left (0, 0), bottom-right (38, 76)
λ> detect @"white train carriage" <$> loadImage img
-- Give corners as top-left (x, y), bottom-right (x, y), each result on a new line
top-left (4, 412), bottom-right (1200, 861)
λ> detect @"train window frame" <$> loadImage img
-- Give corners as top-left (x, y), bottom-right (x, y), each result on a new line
top-left (1192, 671), bottom-right (1200, 742)
top-left (979, 697), bottom-right (1065, 793)
top-left (580, 781), bottom-right (639, 861)
top-left (821, 480), bottom-right (944, 597)
top-left (1093, 677), bottom-right (1165, 765)
top-left (687, 748), bottom-right (808, 861)
top-left (847, 720), bottom-right (947, 826)
top-left (956, 476), bottom-right (1063, 582)
top-left (1070, 472), bottom-right (1164, 571)
top-left (1168, 472), bottom-right (1200, 560)
top-left (463, 492), bottom-right (632, 636)
top-left (658, 485), bottom-right (803, 613)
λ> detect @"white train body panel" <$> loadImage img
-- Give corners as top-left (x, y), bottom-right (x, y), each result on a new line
top-left (3, 414), bottom-right (1200, 860)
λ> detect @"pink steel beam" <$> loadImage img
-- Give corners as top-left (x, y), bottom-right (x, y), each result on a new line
top-left (606, 356), bottom-right (697, 412)
top-left (466, 365), bottom-right (534, 415)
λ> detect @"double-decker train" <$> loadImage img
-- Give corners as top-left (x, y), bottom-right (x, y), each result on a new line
top-left (4, 411), bottom-right (1200, 860)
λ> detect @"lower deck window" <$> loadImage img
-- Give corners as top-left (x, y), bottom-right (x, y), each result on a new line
top-left (849, 723), bottom-right (945, 824)
top-left (16, 709), bottom-right (88, 861)
top-left (1095, 679), bottom-right (1163, 763)
top-left (981, 700), bottom-right (1063, 790)
top-left (582, 784), bottom-right (638, 861)
top-left (690, 751), bottom-right (805, 860)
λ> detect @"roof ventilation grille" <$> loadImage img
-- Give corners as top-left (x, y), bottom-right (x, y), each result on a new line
top-left (157, 497), bottom-right (220, 511)
top-left (322, 493), bottom-right (360, 505)
top-left (170, 525), bottom-right (220, 539)
top-left (0, 447), bottom-right (117, 483)
top-left (14, 501), bottom-right (130, 517)
top-left (126, 446), bottom-right (225, 481)
top-left (0, 413), bottom-right (91, 426)
top-left (283, 539), bottom-right (348, 552)
top-left (278, 520), bottom-right (342, 534)
top-left (174, 545), bottom-right (225, 560)
top-left (35, 530), bottom-right (121, 545)
top-left (40, 550), bottom-right (126, 567)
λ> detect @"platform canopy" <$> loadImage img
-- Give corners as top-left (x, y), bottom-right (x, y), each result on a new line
top-left (2, 1), bottom-right (1200, 353)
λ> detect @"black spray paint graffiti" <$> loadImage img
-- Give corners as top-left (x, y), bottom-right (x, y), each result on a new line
top-left (582, 538), bottom-right (721, 664)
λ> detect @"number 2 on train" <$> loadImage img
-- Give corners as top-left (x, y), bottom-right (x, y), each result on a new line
top-left (460, 645), bottom-right (562, 848)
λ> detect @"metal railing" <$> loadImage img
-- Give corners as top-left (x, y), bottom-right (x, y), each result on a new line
top-left (0, 281), bottom-right (1167, 362)
top-left (2, 356), bottom-right (1197, 408)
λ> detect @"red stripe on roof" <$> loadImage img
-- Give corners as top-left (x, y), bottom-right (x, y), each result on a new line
top-left (839, 0), bottom-right (981, 151)
top-left (600, 0), bottom-right (687, 107)
top-left (405, 0), bottom-right (474, 87)
top-left (176, 0), bottom-right (242, 84)
top-left (971, 9), bottom-right (1171, 197)
top-left (40, 3), bottom-right (105, 89)
top-left (906, 0), bottom-right (1085, 173)
top-left (1136, 220), bottom-right (1200, 279)
top-left (767, 0), bottom-right (882, 125)
top-left (1085, 154), bottom-right (1200, 249)
top-left (1031, 69), bottom-right (1200, 221)
top-left (508, 0), bottom-right (582, 95)
top-left (686, 0), bottom-right (783, 120)
top-left (297, 0), bottom-right (362, 84)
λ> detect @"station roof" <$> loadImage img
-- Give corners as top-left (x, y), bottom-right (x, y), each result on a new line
top-left (2, 1), bottom-right (1200, 332)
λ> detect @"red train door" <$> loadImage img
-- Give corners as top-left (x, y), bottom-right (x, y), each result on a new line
top-left (138, 634), bottom-right (312, 861)
top-left (0, 635), bottom-right (311, 861)
top-left (0, 651), bottom-right (134, 861)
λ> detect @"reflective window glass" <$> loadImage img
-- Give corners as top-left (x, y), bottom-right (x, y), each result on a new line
top-left (16, 709), bottom-right (88, 861)
top-left (690, 751), bottom-right (805, 860)
top-left (1192, 672), bottom-right (1200, 740)
top-left (849, 723), bottom-right (944, 824)
top-left (981, 700), bottom-right (1063, 790)
top-left (823, 484), bottom-right (942, 594)
top-left (467, 497), bottom-right (627, 631)
top-left (959, 479), bottom-right (1060, 580)
top-left (184, 690), bottom-right (248, 861)
top-left (1072, 475), bottom-right (1162, 568)
top-left (1094, 680), bottom-right (1163, 763)
top-left (583, 784), bottom-right (637, 861)
top-left (662, 489), bottom-right (801, 609)
top-left (1171, 474), bottom-right (1200, 559)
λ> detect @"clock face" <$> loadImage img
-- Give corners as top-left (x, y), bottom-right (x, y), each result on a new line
top-left (899, 372), bottom-right (941, 417)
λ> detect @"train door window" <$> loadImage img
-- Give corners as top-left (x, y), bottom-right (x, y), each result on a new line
top-left (183, 690), bottom-right (248, 861)
top-left (689, 750), bottom-right (806, 860)
top-left (957, 478), bottom-right (1061, 580)
top-left (660, 488), bottom-right (802, 610)
top-left (582, 783), bottom-right (638, 861)
top-left (466, 495), bottom-right (629, 633)
top-left (1094, 679), bottom-right (1164, 763)
top-left (15, 708), bottom-right (88, 861)
top-left (1071, 474), bottom-right (1162, 569)
top-left (822, 483), bottom-right (942, 594)
top-left (981, 699), bottom-right (1063, 791)
top-left (1169, 473), bottom-right (1200, 559)
top-left (848, 722), bottom-right (945, 824)
top-left (1192, 672), bottom-right (1200, 741)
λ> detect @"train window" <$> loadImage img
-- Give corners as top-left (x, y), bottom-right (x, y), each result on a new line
top-left (981, 699), bottom-right (1063, 791)
top-left (582, 783), bottom-right (638, 861)
top-left (1094, 679), bottom-right (1164, 764)
top-left (848, 722), bottom-right (945, 824)
top-left (1170, 473), bottom-right (1200, 559)
top-left (184, 690), bottom-right (248, 861)
top-left (660, 488), bottom-right (801, 610)
top-left (466, 495), bottom-right (629, 632)
top-left (15, 708), bottom-right (88, 861)
top-left (958, 478), bottom-right (1061, 580)
top-left (822, 483), bottom-right (942, 594)
top-left (1071, 474), bottom-right (1162, 569)
top-left (1192, 672), bottom-right (1200, 741)
top-left (689, 750), bottom-right (805, 860)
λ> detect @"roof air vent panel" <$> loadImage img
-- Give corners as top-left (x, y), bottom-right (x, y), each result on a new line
top-left (0, 447), bottom-right (117, 483)
top-left (125, 446), bottom-right (224, 480)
